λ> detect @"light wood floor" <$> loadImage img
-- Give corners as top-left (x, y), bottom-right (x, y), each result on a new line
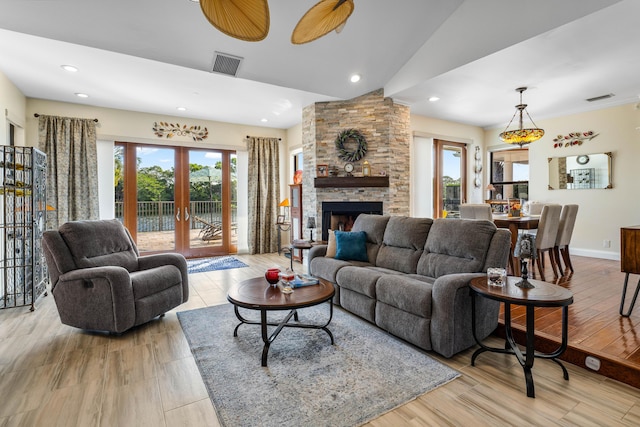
top-left (1, 253), bottom-right (639, 426)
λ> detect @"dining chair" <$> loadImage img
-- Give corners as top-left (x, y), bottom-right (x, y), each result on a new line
top-left (527, 201), bottom-right (546, 216)
top-left (553, 204), bottom-right (579, 276)
top-left (459, 203), bottom-right (493, 220)
top-left (531, 204), bottom-right (562, 281)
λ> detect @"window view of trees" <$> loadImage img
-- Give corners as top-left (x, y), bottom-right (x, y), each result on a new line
top-left (114, 146), bottom-right (236, 203)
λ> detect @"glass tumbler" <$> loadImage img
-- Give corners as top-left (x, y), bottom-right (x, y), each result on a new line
top-left (487, 267), bottom-right (507, 287)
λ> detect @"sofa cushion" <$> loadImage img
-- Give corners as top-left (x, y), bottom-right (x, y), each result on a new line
top-left (351, 214), bottom-right (390, 263)
top-left (334, 231), bottom-right (368, 262)
top-left (376, 275), bottom-right (433, 318)
top-left (376, 217), bottom-right (433, 274)
top-left (325, 229), bottom-right (337, 258)
top-left (351, 214), bottom-right (389, 244)
top-left (417, 219), bottom-right (496, 278)
top-left (336, 266), bottom-right (382, 299)
top-left (309, 257), bottom-right (354, 283)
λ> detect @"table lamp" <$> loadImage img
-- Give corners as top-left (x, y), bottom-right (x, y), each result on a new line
top-left (279, 198), bottom-right (290, 221)
top-left (486, 184), bottom-right (496, 200)
top-left (513, 233), bottom-right (537, 288)
top-left (306, 216), bottom-right (316, 242)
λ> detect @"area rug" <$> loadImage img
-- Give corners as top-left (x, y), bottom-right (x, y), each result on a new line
top-left (186, 256), bottom-right (248, 274)
top-left (178, 303), bottom-right (460, 427)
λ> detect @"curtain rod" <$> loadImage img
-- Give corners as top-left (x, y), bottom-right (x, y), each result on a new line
top-left (34, 113), bottom-right (99, 123)
top-left (246, 135), bottom-right (281, 141)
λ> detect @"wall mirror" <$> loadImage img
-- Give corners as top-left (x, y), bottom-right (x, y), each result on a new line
top-left (548, 152), bottom-right (612, 190)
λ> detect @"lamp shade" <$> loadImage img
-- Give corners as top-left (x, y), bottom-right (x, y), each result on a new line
top-left (279, 198), bottom-right (290, 207)
top-left (306, 217), bottom-right (316, 229)
top-left (200, 0), bottom-right (270, 42)
top-left (291, 0), bottom-right (354, 44)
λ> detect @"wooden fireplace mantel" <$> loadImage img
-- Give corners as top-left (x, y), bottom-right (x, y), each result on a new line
top-left (314, 176), bottom-right (389, 188)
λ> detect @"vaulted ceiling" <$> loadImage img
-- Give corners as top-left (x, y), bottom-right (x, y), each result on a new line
top-left (1, 0), bottom-right (638, 130)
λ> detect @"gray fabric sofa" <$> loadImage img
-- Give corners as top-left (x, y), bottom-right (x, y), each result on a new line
top-left (308, 214), bottom-right (511, 357)
top-left (43, 219), bottom-right (189, 333)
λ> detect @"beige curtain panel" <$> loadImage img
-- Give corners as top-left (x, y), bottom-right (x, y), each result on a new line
top-left (38, 115), bottom-right (100, 229)
top-left (247, 136), bottom-right (280, 254)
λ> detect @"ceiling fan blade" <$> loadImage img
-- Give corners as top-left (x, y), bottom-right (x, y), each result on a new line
top-left (291, 0), bottom-right (354, 45)
top-left (200, 0), bottom-right (270, 42)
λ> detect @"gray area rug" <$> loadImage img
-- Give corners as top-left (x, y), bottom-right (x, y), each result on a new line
top-left (178, 303), bottom-right (460, 427)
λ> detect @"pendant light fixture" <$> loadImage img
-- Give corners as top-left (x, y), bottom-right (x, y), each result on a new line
top-left (499, 87), bottom-right (545, 147)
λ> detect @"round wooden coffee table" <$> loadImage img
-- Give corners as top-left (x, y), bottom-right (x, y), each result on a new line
top-left (227, 276), bottom-right (335, 366)
top-left (469, 276), bottom-right (573, 398)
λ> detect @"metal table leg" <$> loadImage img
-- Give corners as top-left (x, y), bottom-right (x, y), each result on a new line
top-left (620, 273), bottom-right (640, 317)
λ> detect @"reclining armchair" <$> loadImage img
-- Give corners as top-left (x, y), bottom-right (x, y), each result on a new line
top-left (42, 219), bottom-right (189, 333)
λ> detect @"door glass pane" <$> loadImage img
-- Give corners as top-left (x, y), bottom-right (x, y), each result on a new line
top-left (441, 146), bottom-right (462, 218)
top-left (136, 147), bottom-right (176, 252)
top-left (189, 150), bottom-right (223, 249)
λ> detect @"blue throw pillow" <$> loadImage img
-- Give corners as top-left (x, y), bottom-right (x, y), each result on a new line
top-left (334, 230), bottom-right (368, 262)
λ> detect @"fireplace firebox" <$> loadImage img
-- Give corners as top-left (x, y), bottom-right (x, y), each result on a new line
top-left (321, 201), bottom-right (384, 241)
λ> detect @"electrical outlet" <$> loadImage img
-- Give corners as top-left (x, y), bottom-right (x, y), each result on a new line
top-left (585, 356), bottom-right (601, 371)
top-left (603, 240), bottom-right (611, 248)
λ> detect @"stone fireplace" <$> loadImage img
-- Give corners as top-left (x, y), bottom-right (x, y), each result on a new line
top-left (300, 89), bottom-right (411, 240)
top-left (320, 201), bottom-right (384, 241)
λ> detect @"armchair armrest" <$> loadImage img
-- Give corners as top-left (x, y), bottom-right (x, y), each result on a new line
top-left (54, 266), bottom-right (136, 333)
top-left (138, 253), bottom-right (189, 301)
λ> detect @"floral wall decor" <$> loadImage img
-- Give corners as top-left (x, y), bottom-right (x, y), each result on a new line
top-left (552, 130), bottom-right (598, 148)
top-left (152, 122), bottom-right (209, 141)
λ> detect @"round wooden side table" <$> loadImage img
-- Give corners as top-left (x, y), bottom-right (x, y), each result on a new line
top-left (469, 276), bottom-right (574, 398)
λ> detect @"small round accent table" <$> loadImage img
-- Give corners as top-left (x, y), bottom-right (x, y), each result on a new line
top-left (469, 276), bottom-right (574, 398)
top-left (227, 277), bottom-right (335, 366)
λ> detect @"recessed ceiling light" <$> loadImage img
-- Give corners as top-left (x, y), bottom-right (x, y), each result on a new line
top-left (61, 65), bottom-right (78, 72)
top-left (75, 93), bottom-right (89, 98)
top-left (261, 118), bottom-right (268, 123)
top-left (350, 74), bottom-right (361, 83)
top-left (429, 96), bottom-right (440, 102)
top-left (177, 107), bottom-right (187, 111)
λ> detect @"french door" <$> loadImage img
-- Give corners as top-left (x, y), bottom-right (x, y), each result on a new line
top-left (115, 143), bottom-right (237, 257)
top-left (433, 140), bottom-right (467, 218)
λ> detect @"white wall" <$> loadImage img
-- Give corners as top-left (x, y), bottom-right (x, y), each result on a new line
top-left (0, 70), bottom-right (26, 147)
top-left (485, 103), bottom-right (640, 260)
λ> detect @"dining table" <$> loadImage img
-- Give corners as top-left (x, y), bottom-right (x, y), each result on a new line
top-left (492, 214), bottom-right (540, 276)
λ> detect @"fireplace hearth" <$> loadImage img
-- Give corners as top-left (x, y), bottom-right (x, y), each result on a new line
top-left (321, 201), bottom-right (384, 241)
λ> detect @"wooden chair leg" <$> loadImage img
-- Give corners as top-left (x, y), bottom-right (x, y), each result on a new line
top-left (561, 246), bottom-right (574, 274)
top-left (547, 248), bottom-right (560, 279)
top-left (535, 250), bottom-right (545, 281)
top-left (553, 246), bottom-right (564, 276)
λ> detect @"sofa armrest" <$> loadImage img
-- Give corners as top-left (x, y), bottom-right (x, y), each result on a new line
top-left (138, 253), bottom-right (189, 301)
top-left (54, 266), bottom-right (136, 332)
top-left (430, 272), bottom-right (499, 357)
top-left (308, 245), bottom-right (328, 275)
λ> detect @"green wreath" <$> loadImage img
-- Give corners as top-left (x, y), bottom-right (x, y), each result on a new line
top-left (335, 129), bottom-right (367, 162)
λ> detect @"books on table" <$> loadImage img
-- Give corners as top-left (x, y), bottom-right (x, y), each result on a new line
top-left (290, 274), bottom-right (319, 288)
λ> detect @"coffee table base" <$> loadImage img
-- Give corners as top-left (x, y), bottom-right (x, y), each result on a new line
top-left (233, 302), bottom-right (334, 367)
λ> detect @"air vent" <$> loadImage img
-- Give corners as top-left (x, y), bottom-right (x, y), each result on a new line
top-left (586, 93), bottom-right (615, 102)
top-left (211, 52), bottom-right (243, 77)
